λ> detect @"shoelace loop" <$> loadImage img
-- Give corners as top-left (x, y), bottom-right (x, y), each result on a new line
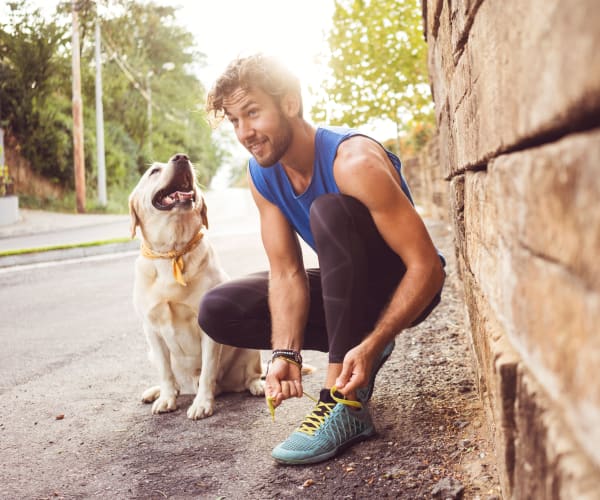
top-left (329, 386), bottom-right (363, 409)
top-left (266, 385), bottom-right (362, 423)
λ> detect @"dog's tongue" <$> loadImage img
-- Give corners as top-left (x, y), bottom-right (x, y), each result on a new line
top-left (162, 190), bottom-right (194, 205)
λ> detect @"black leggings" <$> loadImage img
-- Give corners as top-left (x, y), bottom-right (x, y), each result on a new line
top-left (198, 194), bottom-right (443, 363)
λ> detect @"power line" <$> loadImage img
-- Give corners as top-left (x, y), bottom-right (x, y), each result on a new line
top-left (100, 31), bottom-right (186, 123)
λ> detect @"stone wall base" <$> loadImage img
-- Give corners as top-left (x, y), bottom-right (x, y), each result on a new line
top-left (460, 260), bottom-right (600, 499)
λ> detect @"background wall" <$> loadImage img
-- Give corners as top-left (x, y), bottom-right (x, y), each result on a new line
top-left (402, 137), bottom-right (449, 222)
top-left (4, 133), bottom-right (65, 201)
top-left (421, 0), bottom-right (600, 497)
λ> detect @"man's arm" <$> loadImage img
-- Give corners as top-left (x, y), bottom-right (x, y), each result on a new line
top-left (249, 172), bottom-right (308, 405)
top-left (333, 136), bottom-right (446, 395)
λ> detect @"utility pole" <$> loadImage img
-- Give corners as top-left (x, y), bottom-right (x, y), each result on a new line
top-left (71, 0), bottom-right (86, 213)
top-left (95, 13), bottom-right (106, 207)
top-left (146, 70), bottom-right (153, 160)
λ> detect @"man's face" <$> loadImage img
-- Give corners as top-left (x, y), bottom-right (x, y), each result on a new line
top-left (223, 87), bottom-right (293, 167)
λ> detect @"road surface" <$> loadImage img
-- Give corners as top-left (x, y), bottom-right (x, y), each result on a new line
top-left (0, 189), bottom-right (500, 499)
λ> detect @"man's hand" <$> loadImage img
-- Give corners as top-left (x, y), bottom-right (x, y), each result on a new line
top-left (334, 342), bottom-right (376, 397)
top-left (265, 358), bottom-right (303, 408)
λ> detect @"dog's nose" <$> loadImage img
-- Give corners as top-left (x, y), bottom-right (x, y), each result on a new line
top-left (171, 153), bottom-right (189, 162)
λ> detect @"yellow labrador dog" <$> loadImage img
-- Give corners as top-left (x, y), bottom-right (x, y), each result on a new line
top-left (128, 153), bottom-right (264, 419)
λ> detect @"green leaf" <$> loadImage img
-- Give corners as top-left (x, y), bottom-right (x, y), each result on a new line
top-left (311, 0), bottom-right (434, 145)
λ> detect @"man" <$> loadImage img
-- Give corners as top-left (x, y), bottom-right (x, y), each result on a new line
top-left (198, 53), bottom-right (445, 465)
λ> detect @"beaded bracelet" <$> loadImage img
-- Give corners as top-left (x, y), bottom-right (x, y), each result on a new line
top-left (272, 348), bottom-right (303, 367)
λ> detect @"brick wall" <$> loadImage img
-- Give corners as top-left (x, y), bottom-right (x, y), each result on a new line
top-left (422, 0), bottom-right (600, 497)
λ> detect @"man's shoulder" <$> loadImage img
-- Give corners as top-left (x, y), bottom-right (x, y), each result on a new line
top-left (316, 125), bottom-right (356, 142)
top-left (315, 126), bottom-right (363, 160)
top-left (317, 125), bottom-right (354, 135)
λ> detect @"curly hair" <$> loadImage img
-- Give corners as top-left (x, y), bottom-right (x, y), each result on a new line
top-left (206, 53), bottom-right (303, 126)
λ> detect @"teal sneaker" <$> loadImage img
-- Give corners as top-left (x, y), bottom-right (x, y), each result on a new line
top-left (271, 388), bottom-right (375, 465)
top-left (357, 340), bottom-right (395, 401)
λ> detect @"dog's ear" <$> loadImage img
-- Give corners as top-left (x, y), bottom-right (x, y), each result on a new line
top-left (128, 195), bottom-right (140, 239)
top-left (200, 194), bottom-right (209, 230)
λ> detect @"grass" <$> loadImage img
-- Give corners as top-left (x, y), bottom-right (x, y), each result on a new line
top-left (0, 237), bottom-right (134, 257)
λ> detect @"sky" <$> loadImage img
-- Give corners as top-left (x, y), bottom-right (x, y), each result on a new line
top-left (168, 0), bottom-right (335, 105)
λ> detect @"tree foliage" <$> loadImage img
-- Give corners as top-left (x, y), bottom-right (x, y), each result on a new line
top-left (87, 0), bottom-right (222, 186)
top-left (311, 0), bottom-right (433, 141)
top-left (0, 1), bottom-right (73, 182)
top-left (0, 0), bottom-right (224, 202)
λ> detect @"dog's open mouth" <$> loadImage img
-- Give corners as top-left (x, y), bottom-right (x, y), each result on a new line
top-left (153, 177), bottom-right (196, 210)
top-left (150, 156), bottom-right (198, 211)
top-left (153, 189), bottom-right (195, 210)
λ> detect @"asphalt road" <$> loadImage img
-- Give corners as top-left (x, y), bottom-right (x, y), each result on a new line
top-left (0, 189), bottom-right (500, 499)
top-left (0, 190), bottom-right (324, 499)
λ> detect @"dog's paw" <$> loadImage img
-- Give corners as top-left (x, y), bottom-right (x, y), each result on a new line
top-left (187, 398), bottom-right (215, 420)
top-left (248, 379), bottom-right (265, 397)
top-left (141, 385), bottom-right (161, 403)
top-left (301, 363), bottom-right (317, 375)
top-left (151, 394), bottom-right (178, 414)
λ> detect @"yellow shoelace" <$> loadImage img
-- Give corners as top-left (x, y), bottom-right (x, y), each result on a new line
top-left (297, 400), bottom-right (335, 435)
top-left (266, 385), bottom-right (362, 424)
top-left (266, 391), bottom-right (318, 422)
top-left (329, 387), bottom-right (363, 409)
top-left (265, 357), bottom-right (317, 421)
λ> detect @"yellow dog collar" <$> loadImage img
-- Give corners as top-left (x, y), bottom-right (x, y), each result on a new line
top-left (140, 230), bottom-right (204, 286)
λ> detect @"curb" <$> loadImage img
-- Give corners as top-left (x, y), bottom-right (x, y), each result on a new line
top-left (0, 240), bottom-right (140, 268)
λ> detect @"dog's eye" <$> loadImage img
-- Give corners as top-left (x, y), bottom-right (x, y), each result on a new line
top-left (149, 167), bottom-right (161, 176)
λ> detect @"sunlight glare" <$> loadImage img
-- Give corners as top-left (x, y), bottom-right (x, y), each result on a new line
top-left (174, 0), bottom-right (334, 117)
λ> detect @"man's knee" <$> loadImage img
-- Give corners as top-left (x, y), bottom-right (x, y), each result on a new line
top-left (197, 288), bottom-right (226, 341)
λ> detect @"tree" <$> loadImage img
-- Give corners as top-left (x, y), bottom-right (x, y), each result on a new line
top-left (0, 0), bottom-right (74, 184)
top-left (0, 0), bottom-right (225, 204)
top-left (73, 0), bottom-right (223, 186)
top-left (311, 0), bottom-right (433, 150)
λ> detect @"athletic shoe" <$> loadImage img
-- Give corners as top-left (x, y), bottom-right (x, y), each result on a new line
top-left (271, 388), bottom-right (375, 465)
top-left (357, 340), bottom-right (396, 401)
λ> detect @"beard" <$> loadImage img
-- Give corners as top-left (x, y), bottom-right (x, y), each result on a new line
top-left (252, 110), bottom-right (293, 167)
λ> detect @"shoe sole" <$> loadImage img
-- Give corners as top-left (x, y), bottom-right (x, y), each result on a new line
top-left (272, 427), bottom-right (376, 465)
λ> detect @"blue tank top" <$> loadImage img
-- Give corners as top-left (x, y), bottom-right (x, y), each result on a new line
top-left (248, 126), bottom-right (415, 250)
